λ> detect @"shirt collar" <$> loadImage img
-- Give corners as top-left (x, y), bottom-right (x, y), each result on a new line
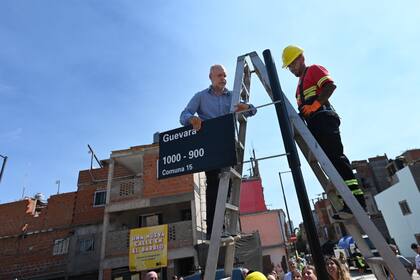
top-left (208, 85), bottom-right (230, 96)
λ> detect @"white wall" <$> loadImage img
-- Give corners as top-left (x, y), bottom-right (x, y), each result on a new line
top-left (375, 167), bottom-right (420, 257)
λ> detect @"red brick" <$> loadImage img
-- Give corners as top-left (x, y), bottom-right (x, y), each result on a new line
top-left (143, 150), bottom-right (194, 198)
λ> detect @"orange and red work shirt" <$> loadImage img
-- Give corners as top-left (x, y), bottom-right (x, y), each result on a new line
top-left (295, 64), bottom-right (334, 107)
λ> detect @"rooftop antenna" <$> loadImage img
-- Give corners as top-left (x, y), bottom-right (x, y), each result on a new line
top-left (0, 154), bottom-right (7, 184)
top-left (88, 144), bottom-right (103, 169)
top-left (56, 180), bottom-right (61, 194)
top-left (21, 164), bottom-right (30, 199)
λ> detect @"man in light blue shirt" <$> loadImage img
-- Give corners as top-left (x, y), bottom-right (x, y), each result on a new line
top-left (179, 64), bottom-right (256, 239)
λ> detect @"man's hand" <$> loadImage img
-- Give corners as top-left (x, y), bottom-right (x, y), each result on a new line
top-left (301, 100), bottom-right (321, 117)
top-left (234, 103), bottom-right (250, 112)
top-left (189, 116), bottom-right (202, 131)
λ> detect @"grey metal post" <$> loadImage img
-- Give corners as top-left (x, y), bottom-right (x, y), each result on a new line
top-left (279, 171), bottom-right (293, 238)
top-left (0, 155), bottom-right (8, 183)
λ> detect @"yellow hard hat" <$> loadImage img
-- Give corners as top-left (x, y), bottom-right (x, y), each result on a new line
top-left (282, 45), bottom-right (304, 68)
top-left (245, 271), bottom-right (267, 280)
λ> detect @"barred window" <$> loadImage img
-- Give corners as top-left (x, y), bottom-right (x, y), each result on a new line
top-left (79, 238), bottom-right (94, 253)
top-left (93, 190), bottom-right (107, 206)
top-left (53, 238), bottom-right (69, 255)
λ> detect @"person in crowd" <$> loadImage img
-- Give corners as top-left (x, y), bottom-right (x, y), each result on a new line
top-left (284, 260), bottom-right (298, 280)
top-left (302, 265), bottom-right (317, 280)
top-left (338, 251), bottom-right (349, 272)
top-left (325, 257), bottom-right (351, 280)
top-left (145, 271), bottom-right (158, 280)
top-left (245, 271), bottom-right (267, 280)
top-left (291, 270), bottom-right (302, 280)
top-left (411, 243), bottom-right (420, 275)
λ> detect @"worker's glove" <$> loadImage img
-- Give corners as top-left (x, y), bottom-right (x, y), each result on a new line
top-left (301, 100), bottom-right (321, 117)
top-left (189, 116), bottom-right (202, 131)
top-left (234, 103), bottom-right (250, 112)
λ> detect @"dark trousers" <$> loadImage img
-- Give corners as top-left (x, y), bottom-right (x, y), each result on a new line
top-left (205, 169), bottom-right (221, 239)
top-left (306, 112), bottom-right (366, 208)
top-left (205, 169), bottom-right (233, 238)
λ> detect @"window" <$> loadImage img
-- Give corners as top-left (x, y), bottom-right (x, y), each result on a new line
top-left (93, 190), bottom-right (107, 206)
top-left (119, 181), bottom-right (135, 197)
top-left (398, 200), bottom-right (412, 216)
top-left (53, 238), bottom-right (69, 255)
top-left (139, 214), bottom-right (162, 227)
top-left (79, 238), bottom-right (94, 253)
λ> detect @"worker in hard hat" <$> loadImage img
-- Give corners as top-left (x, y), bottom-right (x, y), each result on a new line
top-left (245, 271), bottom-right (267, 280)
top-left (282, 45), bottom-right (366, 219)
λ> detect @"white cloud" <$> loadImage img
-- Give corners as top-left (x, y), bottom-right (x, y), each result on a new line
top-left (0, 128), bottom-right (23, 142)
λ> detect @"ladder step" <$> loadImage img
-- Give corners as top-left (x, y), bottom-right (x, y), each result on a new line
top-left (237, 113), bottom-right (247, 124)
top-left (220, 234), bottom-right (241, 245)
top-left (230, 168), bottom-right (242, 180)
top-left (225, 203), bottom-right (239, 212)
top-left (365, 257), bottom-right (385, 265)
top-left (236, 140), bottom-right (245, 151)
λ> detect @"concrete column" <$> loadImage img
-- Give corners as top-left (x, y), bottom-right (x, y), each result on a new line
top-left (98, 158), bottom-right (115, 280)
top-left (103, 268), bottom-right (112, 280)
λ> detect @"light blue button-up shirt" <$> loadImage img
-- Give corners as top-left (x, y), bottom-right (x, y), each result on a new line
top-left (180, 86), bottom-right (256, 126)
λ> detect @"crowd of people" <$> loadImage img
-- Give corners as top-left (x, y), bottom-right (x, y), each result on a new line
top-left (242, 256), bottom-right (351, 280)
top-left (144, 243), bottom-right (420, 280)
top-left (240, 256), bottom-right (345, 280)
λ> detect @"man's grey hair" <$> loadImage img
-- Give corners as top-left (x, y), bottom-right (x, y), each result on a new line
top-left (209, 64), bottom-right (226, 77)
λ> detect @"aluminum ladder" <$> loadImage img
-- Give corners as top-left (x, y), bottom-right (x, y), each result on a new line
top-left (244, 51), bottom-right (411, 280)
top-left (203, 56), bottom-right (251, 280)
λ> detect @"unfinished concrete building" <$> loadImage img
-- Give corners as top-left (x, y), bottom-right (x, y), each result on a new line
top-left (99, 143), bottom-right (207, 280)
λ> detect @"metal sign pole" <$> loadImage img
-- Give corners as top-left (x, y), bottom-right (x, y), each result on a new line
top-left (263, 49), bottom-right (329, 279)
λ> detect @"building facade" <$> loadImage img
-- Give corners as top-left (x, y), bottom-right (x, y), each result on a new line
top-left (375, 162), bottom-right (420, 258)
top-left (239, 177), bottom-right (288, 275)
top-left (0, 143), bottom-right (207, 280)
top-left (0, 168), bottom-right (105, 279)
top-left (99, 144), bottom-right (206, 280)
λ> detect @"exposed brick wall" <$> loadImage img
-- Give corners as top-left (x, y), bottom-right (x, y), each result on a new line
top-left (44, 192), bottom-right (76, 228)
top-left (0, 171), bottom-right (105, 278)
top-left (0, 229), bottom-right (70, 279)
top-left (0, 199), bottom-right (31, 236)
top-left (77, 163), bottom-right (133, 189)
top-left (402, 148), bottom-right (420, 163)
top-left (143, 151), bottom-right (194, 197)
top-left (73, 185), bottom-right (106, 225)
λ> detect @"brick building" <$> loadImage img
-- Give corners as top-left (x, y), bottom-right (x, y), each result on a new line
top-left (312, 194), bottom-right (343, 245)
top-left (0, 143), bottom-right (206, 280)
top-left (98, 144), bottom-right (206, 280)
top-left (0, 167), bottom-right (106, 279)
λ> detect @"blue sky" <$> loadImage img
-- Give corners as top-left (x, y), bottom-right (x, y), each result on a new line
top-left (1, 1), bottom-right (419, 226)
